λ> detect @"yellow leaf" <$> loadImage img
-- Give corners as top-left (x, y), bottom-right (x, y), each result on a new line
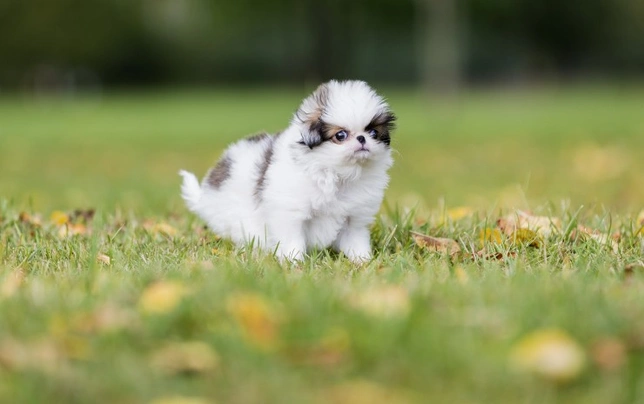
top-left (411, 232), bottom-right (461, 256)
top-left (50, 210), bottom-right (70, 226)
top-left (479, 228), bottom-right (503, 247)
top-left (511, 228), bottom-right (542, 248)
top-left (446, 206), bottom-right (474, 221)
top-left (227, 293), bottom-right (281, 351)
top-left (510, 329), bottom-right (586, 383)
top-left (150, 341), bottom-right (219, 375)
top-left (139, 281), bottom-right (189, 315)
top-left (97, 253), bottom-right (111, 265)
top-left (349, 285), bottom-right (410, 318)
top-left (636, 210), bottom-right (644, 236)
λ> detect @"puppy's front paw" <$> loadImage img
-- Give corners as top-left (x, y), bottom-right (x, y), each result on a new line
top-left (345, 250), bottom-right (372, 264)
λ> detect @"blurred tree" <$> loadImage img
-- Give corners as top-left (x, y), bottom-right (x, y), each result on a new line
top-left (0, 0), bottom-right (641, 90)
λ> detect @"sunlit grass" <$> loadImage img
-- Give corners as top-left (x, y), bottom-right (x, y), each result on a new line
top-left (1, 86), bottom-right (644, 403)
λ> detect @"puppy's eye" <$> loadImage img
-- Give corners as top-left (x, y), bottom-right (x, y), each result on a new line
top-left (335, 130), bottom-right (348, 142)
top-left (368, 129), bottom-right (378, 138)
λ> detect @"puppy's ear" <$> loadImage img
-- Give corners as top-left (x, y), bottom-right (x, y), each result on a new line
top-left (293, 83), bottom-right (330, 149)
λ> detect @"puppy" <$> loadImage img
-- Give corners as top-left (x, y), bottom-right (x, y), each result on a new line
top-left (179, 80), bottom-right (395, 262)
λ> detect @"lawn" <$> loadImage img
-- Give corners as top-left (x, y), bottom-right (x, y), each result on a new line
top-left (1, 85), bottom-right (644, 403)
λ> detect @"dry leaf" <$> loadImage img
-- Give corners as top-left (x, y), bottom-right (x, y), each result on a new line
top-left (19, 211), bottom-right (42, 227)
top-left (50, 210), bottom-right (70, 226)
top-left (150, 341), bottom-right (219, 375)
top-left (57, 223), bottom-right (88, 238)
top-left (97, 253), bottom-right (111, 265)
top-left (227, 293), bottom-right (281, 351)
top-left (573, 225), bottom-right (619, 253)
top-left (475, 250), bottom-right (517, 261)
top-left (510, 329), bottom-right (586, 383)
top-left (411, 232), bottom-right (461, 256)
top-left (70, 208), bottom-right (95, 223)
top-left (349, 285), bottom-right (410, 318)
top-left (144, 220), bottom-right (178, 237)
top-left (139, 281), bottom-right (189, 315)
top-left (591, 338), bottom-right (626, 372)
top-left (498, 211), bottom-right (560, 237)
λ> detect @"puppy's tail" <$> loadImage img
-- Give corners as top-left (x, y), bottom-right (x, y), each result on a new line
top-left (179, 170), bottom-right (202, 213)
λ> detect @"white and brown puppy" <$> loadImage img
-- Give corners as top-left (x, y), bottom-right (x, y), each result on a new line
top-left (179, 80), bottom-right (395, 262)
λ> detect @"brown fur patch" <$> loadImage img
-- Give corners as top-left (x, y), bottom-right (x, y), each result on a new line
top-left (246, 132), bottom-right (269, 143)
top-left (206, 155), bottom-right (232, 189)
top-left (254, 140), bottom-right (275, 200)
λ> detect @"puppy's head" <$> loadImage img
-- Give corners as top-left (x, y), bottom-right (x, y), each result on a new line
top-left (293, 80), bottom-right (395, 166)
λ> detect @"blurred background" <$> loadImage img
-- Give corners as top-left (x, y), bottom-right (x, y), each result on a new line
top-left (2, 0), bottom-right (643, 92)
top-left (1, 0), bottom-right (643, 213)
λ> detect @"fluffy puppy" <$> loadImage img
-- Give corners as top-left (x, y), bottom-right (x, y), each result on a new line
top-left (179, 80), bottom-right (395, 261)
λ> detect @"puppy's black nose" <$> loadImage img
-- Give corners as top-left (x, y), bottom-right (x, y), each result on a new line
top-left (357, 135), bottom-right (366, 144)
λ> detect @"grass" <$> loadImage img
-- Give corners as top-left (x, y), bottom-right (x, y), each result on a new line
top-left (1, 85), bottom-right (644, 403)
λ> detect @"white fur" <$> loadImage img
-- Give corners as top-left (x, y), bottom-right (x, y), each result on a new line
top-left (180, 80), bottom-right (394, 262)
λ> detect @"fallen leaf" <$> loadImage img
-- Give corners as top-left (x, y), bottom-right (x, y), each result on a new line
top-left (446, 206), bottom-right (474, 221)
top-left (70, 208), bottom-right (95, 223)
top-left (150, 341), bottom-right (219, 375)
top-left (510, 228), bottom-right (542, 248)
top-left (227, 293), bottom-right (281, 351)
top-left (498, 210), bottom-right (561, 237)
top-left (411, 232), bottom-right (461, 256)
top-left (139, 281), bottom-right (189, 315)
top-left (510, 329), bottom-right (586, 383)
top-left (57, 223), bottom-right (88, 238)
top-left (573, 225), bottom-right (618, 253)
top-left (349, 285), bottom-right (410, 318)
top-left (636, 210), bottom-right (644, 236)
top-left (144, 220), bottom-right (178, 237)
top-left (475, 250), bottom-right (517, 261)
top-left (50, 210), bottom-right (70, 226)
top-left (19, 212), bottom-right (42, 227)
top-left (591, 338), bottom-right (626, 372)
top-left (479, 228), bottom-right (503, 247)
top-left (97, 253), bottom-right (111, 265)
